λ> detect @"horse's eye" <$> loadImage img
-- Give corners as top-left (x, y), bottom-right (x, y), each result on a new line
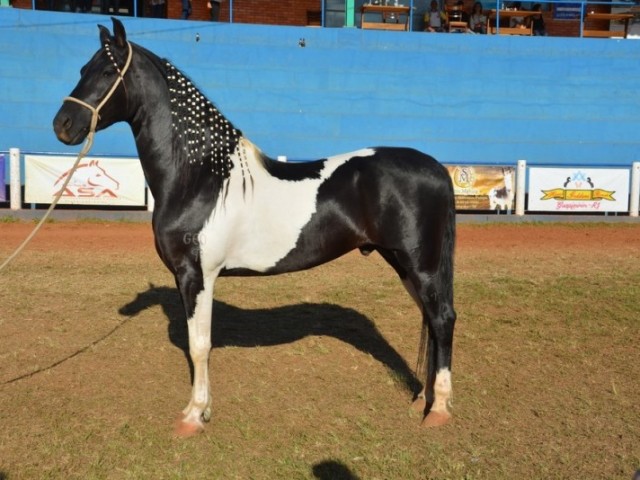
top-left (102, 68), bottom-right (116, 78)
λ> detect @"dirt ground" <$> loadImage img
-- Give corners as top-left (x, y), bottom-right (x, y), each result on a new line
top-left (0, 220), bottom-right (639, 479)
top-left (3, 219), bottom-right (639, 254)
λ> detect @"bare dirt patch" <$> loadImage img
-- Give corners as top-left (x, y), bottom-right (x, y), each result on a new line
top-left (0, 221), bottom-right (639, 479)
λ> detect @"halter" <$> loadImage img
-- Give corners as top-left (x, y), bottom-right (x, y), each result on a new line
top-left (63, 41), bottom-right (133, 142)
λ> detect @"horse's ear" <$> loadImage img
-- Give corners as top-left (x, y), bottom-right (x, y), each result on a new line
top-left (112, 17), bottom-right (127, 48)
top-left (98, 24), bottom-right (111, 46)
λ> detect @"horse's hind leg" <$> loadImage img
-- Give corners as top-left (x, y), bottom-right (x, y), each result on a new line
top-left (421, 275), bottom-right (456, 427)
top-left (407, 267), bottom-right (456, 427)
top-left (382, 241), bottom-right (456, 427)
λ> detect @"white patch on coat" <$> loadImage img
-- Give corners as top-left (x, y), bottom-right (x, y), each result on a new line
top-left (198, 139), bottom-right (375, 274)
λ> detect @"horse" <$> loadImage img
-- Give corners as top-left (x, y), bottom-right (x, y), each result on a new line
top-left (488, 167), bottom-right (514, 212)
top-left (53, 18), bottom-right (457, 437)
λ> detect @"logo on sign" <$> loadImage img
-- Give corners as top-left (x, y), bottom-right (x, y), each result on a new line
top-left (54, 160), bottom-right (120, 198)
top-left (539, 170), bottom-right (615, 203)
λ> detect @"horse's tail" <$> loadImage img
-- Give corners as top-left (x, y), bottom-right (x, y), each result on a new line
top-left (416, 175), bottom-right (456, 381)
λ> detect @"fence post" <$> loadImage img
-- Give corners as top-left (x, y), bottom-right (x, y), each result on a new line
top-left (515, 159), bottom-right (526, 216)
top-left (630, 162), bottom-right (640, 217)
top-left (9, 148), bottom-right (20, 211)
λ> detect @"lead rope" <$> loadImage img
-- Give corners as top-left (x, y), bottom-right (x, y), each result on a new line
top-left (0, 42), bottom-right (132, 273)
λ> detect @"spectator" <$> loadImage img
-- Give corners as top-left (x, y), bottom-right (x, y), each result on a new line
top-left (208, 0), bottom-right (221, 21)
top-left (528, 3), bottom-right (547, 36)
top-left (424, 0), bottom-right (448, 32)
top-left (452, 0), bottom-right (470, 24)
top-left (150, 0), bottom-right (165, 17)
top-left (509, 1), bottom-right (524, 28)
top-left (469, 1), bottom-right (486, 33)
top-left (181, 0), bottom-right (191, 19)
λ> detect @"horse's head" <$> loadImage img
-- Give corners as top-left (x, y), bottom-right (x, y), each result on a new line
top-left (53, 18), bottom-right (132, 145)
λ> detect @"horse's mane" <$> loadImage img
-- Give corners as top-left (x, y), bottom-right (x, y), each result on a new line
top-left (133, 43), bottom-right (246, 199)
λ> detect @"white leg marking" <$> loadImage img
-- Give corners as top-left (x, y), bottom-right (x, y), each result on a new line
top-left (182, 276), bottom-right (215, 427)
top-left (430, 368), bottom-right (452, 414)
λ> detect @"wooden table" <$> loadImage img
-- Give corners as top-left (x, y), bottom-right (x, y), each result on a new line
top-left (361, 4), bottom-right (411, 31)
top-left (583, 12), bottom-right (634, 38)
top-left (486, 9), bottom-right (538, 35)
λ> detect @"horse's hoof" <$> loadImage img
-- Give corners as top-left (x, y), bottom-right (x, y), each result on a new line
top-left (411, 396), bottom-right (427, 413)
top-left (174, 414), bottom-right (204, 438)
top-left (421, 410), bottom-right (451, 428)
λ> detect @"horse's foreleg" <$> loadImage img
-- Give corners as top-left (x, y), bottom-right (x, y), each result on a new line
top-left (175, 270), bottom-right (215, 437)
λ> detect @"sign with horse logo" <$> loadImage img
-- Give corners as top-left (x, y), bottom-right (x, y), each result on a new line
top-left (25, 155), bottom-right (145, 206)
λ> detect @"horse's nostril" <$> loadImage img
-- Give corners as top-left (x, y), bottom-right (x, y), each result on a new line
top-left (63, 116), bottom-right (73, 131)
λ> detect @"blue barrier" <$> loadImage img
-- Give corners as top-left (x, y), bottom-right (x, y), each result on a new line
top-left (1, 9), bottom-right (639, 168)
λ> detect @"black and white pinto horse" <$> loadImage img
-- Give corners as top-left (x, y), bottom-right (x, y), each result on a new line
top-left (53, 19), bottom-right (457, 436)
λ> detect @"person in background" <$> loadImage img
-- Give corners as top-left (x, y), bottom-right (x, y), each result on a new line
top-left (509, 1), bottom-right (524, 28)
top-left (150, 0), bottom-right (165, 17)
top-left (181, 0), bottom-right (191, 19)
top-left (453, 0), bottom-right (470, 24)
top-left (208, 0), bottom-right (221, 21)
top-left (424, 0), bottom-right (448, 32)
top-left (469, 1), bottom-right (486, 33)
top-left (528, 3), bottom-right (547, 35)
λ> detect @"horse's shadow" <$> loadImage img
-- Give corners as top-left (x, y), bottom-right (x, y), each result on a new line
top-left (119, 284), bottom-right (420, 394)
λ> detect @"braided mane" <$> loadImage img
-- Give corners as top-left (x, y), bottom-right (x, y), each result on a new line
top-left (165, 61), bottom-right (243, 181)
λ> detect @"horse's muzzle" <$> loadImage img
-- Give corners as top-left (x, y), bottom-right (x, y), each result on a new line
top-left (53, 108), bottom-right (88, 146)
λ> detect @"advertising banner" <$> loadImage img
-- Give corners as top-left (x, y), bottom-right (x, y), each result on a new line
top-left (553, 3), bottom-right (581, 20)
top-left (446, 165), bottom-right (515, 211)
top-left (528, 167), bottom-right (629, 213)
top-left (0, 154), bottom-right (5, 202)
top-left (25, 155), bottom-right (145, 206)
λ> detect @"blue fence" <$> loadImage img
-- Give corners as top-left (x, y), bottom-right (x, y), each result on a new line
top-left (1, 8), bottom-right (639, 169)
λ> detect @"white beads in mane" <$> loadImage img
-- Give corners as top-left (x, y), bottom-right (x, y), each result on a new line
top-left (165, 62), bottom-right (242, 181)
top-left (104, 43), bottom-right (123, 76)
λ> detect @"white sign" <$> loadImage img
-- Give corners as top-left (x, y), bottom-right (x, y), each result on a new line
top-left (528, 167), bottom-right (630, 213)
top-left (25, 155), bottom-right (145, 206)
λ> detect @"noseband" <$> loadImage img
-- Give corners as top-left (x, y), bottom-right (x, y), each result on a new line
top-left (63, 41), bottom-right (133, 139)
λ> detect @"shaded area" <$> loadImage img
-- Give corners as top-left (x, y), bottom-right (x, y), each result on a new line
top-left (312, 460), bottom-right (361, 480)
top-left (119, 284), bottom-right (420, 394)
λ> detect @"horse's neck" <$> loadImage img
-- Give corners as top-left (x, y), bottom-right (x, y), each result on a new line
top-left (128, 54), bottom-right (244, 209)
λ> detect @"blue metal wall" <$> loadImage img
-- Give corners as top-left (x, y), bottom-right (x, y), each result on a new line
top-left (1, 8), bottom-right (639, 166)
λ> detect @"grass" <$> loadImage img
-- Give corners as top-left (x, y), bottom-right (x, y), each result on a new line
top-left (0, 222), bottom-right (639, 479)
